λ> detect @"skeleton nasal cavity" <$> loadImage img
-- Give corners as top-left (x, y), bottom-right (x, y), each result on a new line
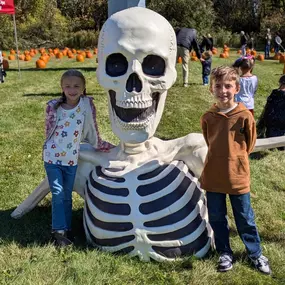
top-left (126, 73), bottom-right (142, 93)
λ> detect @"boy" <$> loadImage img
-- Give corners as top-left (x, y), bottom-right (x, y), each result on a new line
top-left (201, 51), bottom-right (212, 85)
top-left (200, 66), bottom-right (271, 274)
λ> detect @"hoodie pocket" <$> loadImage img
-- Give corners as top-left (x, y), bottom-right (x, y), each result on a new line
top-left (230, 156), bottom-right (249, 176)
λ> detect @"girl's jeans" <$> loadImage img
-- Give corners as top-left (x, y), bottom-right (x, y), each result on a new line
top-left (44, 162), bottom-right (78, 231)
top-left (206, 192), bottom-right (262, 259)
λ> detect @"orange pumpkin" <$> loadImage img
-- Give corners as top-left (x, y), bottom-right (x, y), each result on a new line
top-left (36, 59), bottom-right (46, 69)
top-left (67, 52), bottom-right (74, 59)
top-left (212, 48), bottom-right (217, 55)
top-left (24, 55), bottom-right (32, 61)
top-left (279, 54), bottom-right (285, 63)
top-left (86, 52), bottom-right (93, 58)
top-left (273, 53), bottom-right (280, 60)
top-left (257, 54), bottom-right (264, 61)
top-left (76, 54), bottom-right (85, 62)
top-left (250, 50), bottom-right (257, 56)
top-left (219, 53), bottom-right (226, 58)
top-left (237, 50), bottom-right (242, 54)
top-left (19, 54), bottom-right (25, 60)
top-left (10, 49), bottom-right (16, 55)
top-left (56, 52), bottom-right (63, 59)
top-left (177, 56), bottom-right (182, 63)
top-left (8, 54), bottom-right (15, 60)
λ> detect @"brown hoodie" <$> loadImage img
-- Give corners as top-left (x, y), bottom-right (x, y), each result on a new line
top-left (200, 103), bottom-right (256, 195)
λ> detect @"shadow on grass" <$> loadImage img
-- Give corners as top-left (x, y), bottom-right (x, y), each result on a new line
top-left (8, 67), bottom-right (97, 72)
top-left (249, 151), bottom-right (270, 160)
top-left (0, 206), bottom-right (87, 248)
top-left (230, 226), bottom-right (285, 245)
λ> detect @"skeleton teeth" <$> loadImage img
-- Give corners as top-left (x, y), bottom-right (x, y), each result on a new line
top-left (115, 113), bottom-right (154, 130)
top-left (117, 99), bottom-right (152, 109)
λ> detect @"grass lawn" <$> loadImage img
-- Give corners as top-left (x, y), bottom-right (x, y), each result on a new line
top-left (0, 50), bottom-right (285, 285)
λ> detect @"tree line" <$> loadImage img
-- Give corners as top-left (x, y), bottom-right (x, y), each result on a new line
top-left (0, 0), bottom-right (284, 50)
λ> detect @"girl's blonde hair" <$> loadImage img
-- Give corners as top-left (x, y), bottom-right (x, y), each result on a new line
top-left (210, 65), bottom-right (240, 87)
top-left (56, 69), bottom-right (87, 109)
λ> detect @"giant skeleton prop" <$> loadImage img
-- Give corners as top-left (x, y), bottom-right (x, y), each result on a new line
top-left (11, 7), bottom-right (285, 262)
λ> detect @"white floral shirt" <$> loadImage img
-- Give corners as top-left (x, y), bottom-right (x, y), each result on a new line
top-left (43, 99), bottom-right (85, 166)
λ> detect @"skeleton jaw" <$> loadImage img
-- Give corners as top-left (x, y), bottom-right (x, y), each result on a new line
top-left (109, 90), bottom-right (160, 130)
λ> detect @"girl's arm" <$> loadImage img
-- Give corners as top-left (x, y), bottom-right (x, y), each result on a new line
top-left (45, 102), bottom-right (56, 139)
top-left (88, 97), bottom-right (115, 151)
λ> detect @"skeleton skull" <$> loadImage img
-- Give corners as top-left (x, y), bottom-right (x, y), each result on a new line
top-left (97, 7), bottom-right (177, 144)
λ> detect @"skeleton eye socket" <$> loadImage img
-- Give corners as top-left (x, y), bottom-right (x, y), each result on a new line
top-left (142, 55), bottom-right (165, 76)
top-left (106, 53), bottom-right (128, 77)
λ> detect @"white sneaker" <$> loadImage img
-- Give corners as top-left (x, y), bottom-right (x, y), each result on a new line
top-left (250, 255), bottom-right (271, 275)
top-left (183, 83), bottom-right (189, 87)
top-left (217, 253), bottom-right (233, 272)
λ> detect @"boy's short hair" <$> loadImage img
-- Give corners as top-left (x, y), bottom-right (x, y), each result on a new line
top-left (203, 51), bottom-right (212, 59)
top-left (210, 65), bottom-right (240, 86)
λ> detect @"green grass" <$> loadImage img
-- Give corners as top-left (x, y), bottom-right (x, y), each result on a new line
top-left (0, 51), bottom-right (285, 285)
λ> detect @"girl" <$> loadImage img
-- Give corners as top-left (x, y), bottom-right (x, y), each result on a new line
top-left (44, 69), bottom-right (114, 247)
top-left (233, 55), bottom-right (258, 116)
top-left (257, 75), bottom-right (285, 142)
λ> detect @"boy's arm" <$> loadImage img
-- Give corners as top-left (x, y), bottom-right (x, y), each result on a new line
top-left (88, 97), bottom-right (115, 151)
top-left (245, 116), bottom-right (257, 154)
top-left (201, 117), bottom-right (209, 146)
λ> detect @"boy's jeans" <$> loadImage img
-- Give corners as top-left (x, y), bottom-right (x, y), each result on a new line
top-left (44, 162), bottom-right (78, 231)
top-left (202, 75), bottom-right (209, 85)
top-left (206, 192), bottom-right (262, 259)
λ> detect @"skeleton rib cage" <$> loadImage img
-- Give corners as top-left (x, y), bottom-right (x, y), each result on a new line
top-left (84, 160), bottom-right (212, 261)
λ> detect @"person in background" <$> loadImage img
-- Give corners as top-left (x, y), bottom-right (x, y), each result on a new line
top-left (207, 33), bottom-right (214, 50)
top-left (200, 35), bottom-right (212, 53)
top-left (200, 65), bottom-right (271, 275)
top-left (257, 75), bottom-right (285, 145)
top-left (233, 55), bottom-right (258, 116)
top-left (240, 31), bottom-right (248, 56)
top-left (201, 50), bottom-right (212, 85)
top-left (274, 32), bottom-right (282, 54)
top-left (44, 69), bottom-right (114, 247)
top-left (175, 27), bottom-right (203, 87)
top-left (265, 28), bottom-right (272, 59)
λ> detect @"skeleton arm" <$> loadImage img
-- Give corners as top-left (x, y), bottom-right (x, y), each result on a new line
top-left (172, 133), bottom-right (207, 178)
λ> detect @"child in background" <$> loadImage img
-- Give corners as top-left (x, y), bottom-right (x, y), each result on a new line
top-left (233, 55), bottom-right (258, 116)
top-left (44, 69), bottom-right (114, 247)
top-left (202, 50), bottom-right (212, 85)
top-left (200, 66), bottom-right (271, 274)
top-left (257, 74), bottom-right (285, 141)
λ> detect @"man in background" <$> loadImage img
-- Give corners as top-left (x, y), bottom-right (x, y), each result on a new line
top-left (175, 27), bottom-right (203, 87)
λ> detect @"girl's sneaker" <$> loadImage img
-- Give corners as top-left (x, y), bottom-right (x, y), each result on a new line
top-left (52, 231), bottom-right (73, 247)
top-left (217, 253), bottom-right (233, 272)
top-left (250, 255), bottom-right (271, 275)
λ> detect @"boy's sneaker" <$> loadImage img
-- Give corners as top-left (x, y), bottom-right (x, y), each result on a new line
top-left (52, 231), bottom-right (73, 248)
top-left (217, 253), bottom-right (233, 272)
top-left (250, 255), bottom-right (271, 275)
top-left (183, 83), bottom-right (189, 87)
